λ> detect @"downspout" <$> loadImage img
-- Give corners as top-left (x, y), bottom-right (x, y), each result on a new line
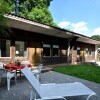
top-left (95, 44), bottom-right (98, 61)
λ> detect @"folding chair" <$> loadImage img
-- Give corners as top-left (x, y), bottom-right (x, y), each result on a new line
top-left (21, 67), bottom-right (98, 100)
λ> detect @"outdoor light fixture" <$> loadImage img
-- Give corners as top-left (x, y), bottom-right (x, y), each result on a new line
top-left (16, 50), bottom-right (19, 55)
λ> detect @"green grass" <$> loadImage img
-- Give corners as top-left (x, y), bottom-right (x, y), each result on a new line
top-left (53, 64), bottom-right (100, 83)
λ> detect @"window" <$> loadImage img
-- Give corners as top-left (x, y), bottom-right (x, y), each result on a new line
top-left (98, 49), bottom-right (100, 54)
top-left (86, 48), bottom-right (91, 56)
top-left (15, 41), bottom-right (27, 57)
top-left (77, 47), bottom-right (81, 55)
top-left (53, 45), bottom-right (59, 57)
top-left (43, 44), bottom-right (51, 57)
top-left (0, 40), bottom-right (10, 57)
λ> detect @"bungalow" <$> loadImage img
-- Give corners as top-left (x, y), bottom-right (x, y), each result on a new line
top-left (0, 14), bottom-right (100, 66)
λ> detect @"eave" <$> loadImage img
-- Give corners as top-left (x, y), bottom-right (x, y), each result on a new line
top-left (5, 14), bottom-right (100, 45)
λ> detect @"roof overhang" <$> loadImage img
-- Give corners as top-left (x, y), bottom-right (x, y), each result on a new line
top-left (5, 14), bottom-right (100, 45)
top-left (71, 33), bottom-right (100, 45)
top-left (5, 14), bottom-right (73, 39)
top-left (77, 37), bottom-right (100, 45)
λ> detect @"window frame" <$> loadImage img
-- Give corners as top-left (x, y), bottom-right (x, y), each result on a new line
top-left (86, 48), bottom-right (92, 56)
top-left (15, 41), bottom-right (27, 57)
top-left (43, 44), bottom-right (51, 57)
top-left (52, 45), bottom-right (59, 57)
top-left (77, 47), bottom-right (81, 55)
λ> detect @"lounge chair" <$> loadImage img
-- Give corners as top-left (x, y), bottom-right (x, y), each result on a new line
top-left (21, 67), bottom-right (98, 100)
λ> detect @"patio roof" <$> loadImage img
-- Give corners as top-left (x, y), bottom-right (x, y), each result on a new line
top-left (5, 14), bottom-right (100, 45)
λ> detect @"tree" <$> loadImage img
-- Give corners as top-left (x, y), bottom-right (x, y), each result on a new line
top-left (6, 0), bottom-right (57, 27)
top-left (91, 35), bottom-right (100, 48)
top-left (27, 7), bottom-right (56, 26)
top-left (0, 0), bottom-right (10, 37)
top-left (91, 35), bottom-right (100, 41)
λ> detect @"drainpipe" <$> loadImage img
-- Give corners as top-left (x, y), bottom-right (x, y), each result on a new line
top-left (95, 44), bottom-right (98, 61)
top-left (67, 41), bottom-right (70, 63)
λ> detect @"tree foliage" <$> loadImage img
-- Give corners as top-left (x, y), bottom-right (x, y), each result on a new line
top-left (91, 35), bottom-right (100, 48)
top-left (0, 0), bottom-right (11, 36)
top-left (6, 0), bottom-right (57, 27)
top-left (91, 35), bottom-right (100, 41)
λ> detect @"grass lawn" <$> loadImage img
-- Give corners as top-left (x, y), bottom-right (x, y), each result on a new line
top-left (53, 64), bottom-right (100, 83)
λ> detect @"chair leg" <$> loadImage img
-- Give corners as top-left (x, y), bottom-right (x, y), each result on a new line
top-left (14, 72), bottom-right (17, 85)
top-left (7, 77), bottom-right (10, 90)
top-left (86, 94), bottom-right (98, 100)
top-left (16, 70), bottom-right (22, 81)
top-left (19, 70), bottom-right (22, 80)
top-left (29, 89), bottom-right (35, 100)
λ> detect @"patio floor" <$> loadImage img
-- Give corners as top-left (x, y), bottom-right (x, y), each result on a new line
top-left (0, 71), bottom-right (100, 100)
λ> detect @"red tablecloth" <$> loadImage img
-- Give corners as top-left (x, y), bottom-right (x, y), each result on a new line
top-left (5, 64), bottom-right (32, 71)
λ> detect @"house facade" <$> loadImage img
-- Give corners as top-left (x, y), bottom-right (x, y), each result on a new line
top-left (0, 14), bottom-right (100, 66)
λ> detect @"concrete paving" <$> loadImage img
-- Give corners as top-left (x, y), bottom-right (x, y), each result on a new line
top-left (0, 71), bottom-right (100, 100)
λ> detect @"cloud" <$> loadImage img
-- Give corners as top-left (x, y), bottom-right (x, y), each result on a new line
top-left (94, 28), bottom-right (100, 33)
top-left (58, 21), bottom-right (100, 37)
top-left (58, 21), bottom-right (88, 33)
top-left (90, 28), bottom-right (100, 36)
top-left (58, 21), bottom-right (71, 28)
top-left (72, 22), bottom-right (88, 33)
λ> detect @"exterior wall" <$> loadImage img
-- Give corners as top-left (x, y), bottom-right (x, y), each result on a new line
top-left (97, 48), bottom-right (100, 61)
top-left (41, 44), bottom-right (67, 65)
top-left (0, 41), bottom-right (42, 66)
top-left (28, 42), bottom-right (42, 66)
top-left (0, 28), bottom-right (68, 65)
top-left (0, 28), bottom-right (97, 65)
top-left (0, 40), bottom-right (96, 65)
top-left (42, 55), bottom-right (67, 65)
top-left (72, 49), bottom-right (77, 64)
top-left (72, 41), bottom-right (95, 64)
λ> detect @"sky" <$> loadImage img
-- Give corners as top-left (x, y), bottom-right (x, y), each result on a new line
top-left (49, 0), bottom-right (100, 37)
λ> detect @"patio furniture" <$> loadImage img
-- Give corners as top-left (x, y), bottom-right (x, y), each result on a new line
top-left (21, 67), bottom-right (98, 100)
top-left (32, 64), bottom-right (43, 80)
top-left (0, 62), bottom-right (4, 68)
top-left (0, 68), bottom-right (16, 90)
top-left (5, 63), bottom-right (31, 80)
top-left (21, 60), bottom-right (31, 65)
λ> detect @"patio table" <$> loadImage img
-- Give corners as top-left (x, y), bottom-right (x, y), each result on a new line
top-left (5, 64), bottom-right (32, 79)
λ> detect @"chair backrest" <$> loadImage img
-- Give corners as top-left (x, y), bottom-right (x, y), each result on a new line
top-left (0, 69), bottom-right (5, 76)
top-left (21, 61), bottom-right (30, 65)
top-left (37, 64), bottom-right (43, 72)
top-left (0, 62), bottom-right (4, 68)
top-left (21, 67), bottom-right (40, 95)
